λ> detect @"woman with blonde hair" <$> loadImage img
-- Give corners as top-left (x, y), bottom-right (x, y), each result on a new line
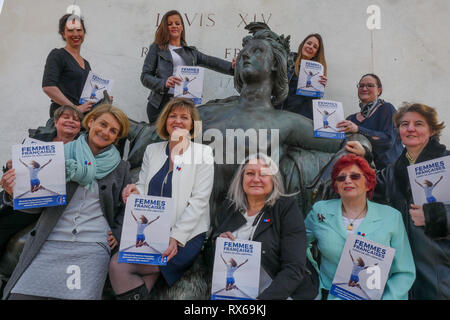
top-left (109, 97), bottom-right (214, 299)
top-left (2, 104), bottom-right (131, 300)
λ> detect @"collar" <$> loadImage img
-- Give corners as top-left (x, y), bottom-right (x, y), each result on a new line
top-left (319, 199), bottom-right (382, 239)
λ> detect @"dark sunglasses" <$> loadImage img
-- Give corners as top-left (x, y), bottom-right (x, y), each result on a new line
top-left (336, 173), bottom-right (362, 182)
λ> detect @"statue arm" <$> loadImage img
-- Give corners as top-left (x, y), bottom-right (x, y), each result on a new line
top-left (282, 113), bottom-right (342, 154)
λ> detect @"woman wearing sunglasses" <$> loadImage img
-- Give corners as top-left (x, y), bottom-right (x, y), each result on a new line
top-left (336, 74), bottom-right (403, 169)
top-left (304, 154), bottom-right (415, 300)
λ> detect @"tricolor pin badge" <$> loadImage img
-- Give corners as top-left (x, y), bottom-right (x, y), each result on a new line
top-left (357, 232), bottom-right (366, 237)
top-left (263, 218), bottom-right (271, 223)
top-left (176, 166), bottom-right (181, 171)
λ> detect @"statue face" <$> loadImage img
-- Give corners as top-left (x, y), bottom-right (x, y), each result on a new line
top-left (239, 39), bottom-right (275, 82)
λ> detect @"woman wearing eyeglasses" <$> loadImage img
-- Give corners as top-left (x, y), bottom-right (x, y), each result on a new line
top-left (304, 154), bottom-right (415, 300)
top-left (336, 74), bottom-right (403, 169)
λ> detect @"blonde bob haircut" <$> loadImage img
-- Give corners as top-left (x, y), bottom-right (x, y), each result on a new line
top-left (156, 97), bottom-right (201, 140)
top-left (227, 153), bottom-right (294, 213)
top-left (82, 104), bottom-right (130, 144)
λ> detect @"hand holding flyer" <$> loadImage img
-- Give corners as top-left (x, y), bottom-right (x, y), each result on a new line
top-left (313, 100), bottom-right (346, 140)
top-left (329, 234), bottom-right (395, 300)
top-left (79, 71), bottom-right (114, 105)
top-left (407, 155), bottom-right (450, 205)
top-left (118, 194), bottom-right (172, 266)
top-left (296, 60), bottom-right (325, 97)
top-left (211, 237), bottom-right (261, 300)
top-left (173, 66), bottom-right (204, 104)
top-left (12, 141), bottom-right (66, 209)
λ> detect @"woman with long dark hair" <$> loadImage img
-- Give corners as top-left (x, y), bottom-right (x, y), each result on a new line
top-left (276, 33), bottom-right (327, 119)
top-left (141, 10), bottom-right (235, 123)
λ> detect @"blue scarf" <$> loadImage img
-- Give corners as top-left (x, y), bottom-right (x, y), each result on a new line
top-left (64, 133), bottom-right (121, 190)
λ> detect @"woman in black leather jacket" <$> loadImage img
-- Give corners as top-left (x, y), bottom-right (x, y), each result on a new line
top-left (141, 10), bottom-right (234, 123)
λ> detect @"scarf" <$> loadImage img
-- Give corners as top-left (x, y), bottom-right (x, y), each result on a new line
top-left (359, 99), bottom-right (383, 118)
top-left (64, 133), bottom-right (121, 190)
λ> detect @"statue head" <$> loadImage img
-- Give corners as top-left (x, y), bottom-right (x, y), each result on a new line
top-left (234, 22), bottom-right (291, 106)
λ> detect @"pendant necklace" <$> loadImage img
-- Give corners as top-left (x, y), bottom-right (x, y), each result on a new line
top-left (343, 203), bottom-right (367, 231)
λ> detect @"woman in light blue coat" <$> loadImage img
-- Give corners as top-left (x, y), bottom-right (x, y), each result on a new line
top-left (305, 154), bottom-right (415, 300)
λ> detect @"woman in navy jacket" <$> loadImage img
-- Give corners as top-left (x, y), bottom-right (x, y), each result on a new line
top-left (337, 74), bottom-right (403, 169)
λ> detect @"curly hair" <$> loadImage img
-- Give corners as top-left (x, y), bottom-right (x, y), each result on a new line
top-left (331, 154), bottom-right (377, 199)
top-left (234, 22), bottom-right (290, 106)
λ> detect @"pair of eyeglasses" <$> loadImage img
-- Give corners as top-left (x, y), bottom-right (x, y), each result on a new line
top-left (336, 173), bottom-right (362, 182)
top-left (356, 83), bottom-right (376, 89)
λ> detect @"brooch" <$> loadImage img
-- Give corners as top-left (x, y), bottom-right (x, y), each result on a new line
top-left (317, 213), bottom-right (325, 222)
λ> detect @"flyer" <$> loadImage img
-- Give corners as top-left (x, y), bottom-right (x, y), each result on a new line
top-left (407, 155), bottom-right (450, 205)
top-left (211, 238), bottom-right (261, 300)
top-left (329, 234), bottom-right (395, 300)
top-left (12, 142), bottom-right (66, 210)
top-left (79, 71), bottom-right (114, 104)
top-left (296, 60), bottom-right (325, 97)
top-left (173, 66), bottom-right (204, 104)
top-left (313, 99), bottom-right (346, 139)
top-left (118, 194), bottom-right (172, 266)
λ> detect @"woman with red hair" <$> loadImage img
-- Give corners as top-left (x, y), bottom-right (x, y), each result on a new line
top-left (304, 154), bottom-right (415, 300)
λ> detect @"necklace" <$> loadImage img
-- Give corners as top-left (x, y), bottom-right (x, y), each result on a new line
top-left (342, 203), bottom-right (367, 231)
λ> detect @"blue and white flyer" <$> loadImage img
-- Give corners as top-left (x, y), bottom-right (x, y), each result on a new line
top-left (174, 66), bottom-right (204, 104)
top-left (79, 71), bottom-right (114, 104)
top-left (407, 155), bottom-right (450, 205)
top-left (12, 142), bottom-right (66, 210)
top-left (329, 234), bottom-right (395, 300)
top-left (296, 60), bottom-right (325, 97)
top-left (118, 194), bottom-right (172, 266)
top-left (211, 238), bottom-right (261, 300)
top-left (313, 100), bottom-right (345, 139)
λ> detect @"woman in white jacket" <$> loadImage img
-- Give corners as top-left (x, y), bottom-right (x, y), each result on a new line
top-left (109, 97), bottom-right (214, 299)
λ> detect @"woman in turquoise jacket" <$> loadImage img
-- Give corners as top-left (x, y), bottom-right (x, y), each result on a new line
top-left (305, 154), bottom-right (415, 300)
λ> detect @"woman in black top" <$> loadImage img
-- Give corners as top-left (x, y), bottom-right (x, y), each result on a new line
top-left (42, 14), bottom-right (95, 118)
top-left (141, 10), bottom-right (235, 123)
